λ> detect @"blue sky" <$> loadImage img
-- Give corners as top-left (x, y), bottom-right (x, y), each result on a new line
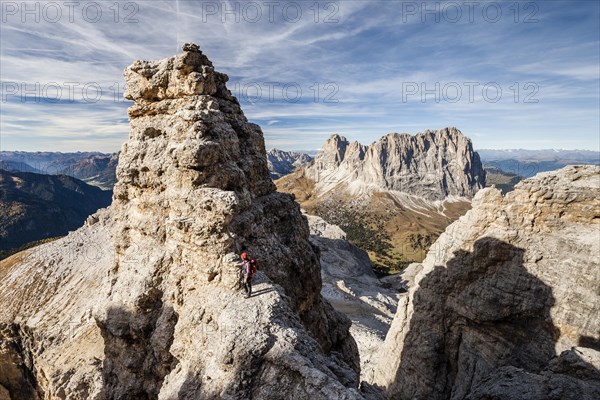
top-left (1, 0), bottom-right (599, 152)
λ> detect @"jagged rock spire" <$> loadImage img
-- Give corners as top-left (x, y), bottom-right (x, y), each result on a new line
top-left (0, 44), bottom-right (362, 399)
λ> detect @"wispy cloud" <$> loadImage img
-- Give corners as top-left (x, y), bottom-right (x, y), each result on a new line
top-left (1, 0), bottom-right (598, 152)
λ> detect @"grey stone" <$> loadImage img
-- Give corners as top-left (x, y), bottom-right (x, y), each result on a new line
top-left (368, 165), bottom-right (600, 400)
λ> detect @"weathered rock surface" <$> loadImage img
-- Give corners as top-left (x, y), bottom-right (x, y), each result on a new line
top-left (368, 165), bottom-right (600, 399)
top-left (307, 215), bottom-right (400, 379)
top-left (0, 44), bottom-right (363, 399)
top-left (305, 128), bottom-right (486, 201)
top-left (267, 149), bottom-right (313, 179)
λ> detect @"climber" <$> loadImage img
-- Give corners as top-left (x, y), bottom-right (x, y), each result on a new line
top-left (239, 253), bottom-right (257, 298)
top-left (238, 252), bottom-right (249, 290)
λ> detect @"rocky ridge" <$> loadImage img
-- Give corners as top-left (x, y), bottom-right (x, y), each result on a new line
top-left (304, 128), bottom-right (486, 201)
top-left (0, 44), bottom-right (363, 399)
top-left (367, 165), bottom-right (600, 399)
top-left (267, 149), bottom-right (313, 179)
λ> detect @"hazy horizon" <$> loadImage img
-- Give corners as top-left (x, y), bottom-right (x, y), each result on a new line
top-left (2, 144), bottom-right (599, 155)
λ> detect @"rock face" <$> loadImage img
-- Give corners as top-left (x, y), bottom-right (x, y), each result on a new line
top-left (266, 149), bottom-right (313, 179)
top-left (305, 128), bottom-right (486, 201)
top-left (368, 165), bottom-right (600, 399)
top-left (0, 44), bottom-right (362, 399)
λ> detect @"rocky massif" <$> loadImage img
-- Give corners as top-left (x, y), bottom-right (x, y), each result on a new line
top-left (305, 129), bottom-right (485, 201)
top-left (277, 129), bottom-right (486, 270)
top-left (0, 44), bottom-right (363, 399)
top-left (367, 165), bottom-right (600, 399)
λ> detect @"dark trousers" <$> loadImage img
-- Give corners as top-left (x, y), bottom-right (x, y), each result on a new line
top-left (243, 276), bottom-right (253, 296)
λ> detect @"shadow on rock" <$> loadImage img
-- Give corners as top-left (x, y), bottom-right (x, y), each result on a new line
top-left (0, 324), bottom-right (44, 400)
top-left (176, 372), bottom-right (203, 399)
top-left (250, 287), bottom-right (276, 297)
top-left (98, 288), bottom-right (179, 400)
top-left (387, 237), bottom-right (600, 400)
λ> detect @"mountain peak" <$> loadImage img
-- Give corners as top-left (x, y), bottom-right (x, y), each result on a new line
top-left (318, 133), bottom-right (352, 167)
top-left (307, 128), bottom-right (485, 200)
top-left (124, 43), bottom-right (231, 102)
top-left (182, 42), bottom-right (201, 52)
top-left (0, 47), bottom-right (362, 398)
top-left (328, 133), bottom-right (349, 143)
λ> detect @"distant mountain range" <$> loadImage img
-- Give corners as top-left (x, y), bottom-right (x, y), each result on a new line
top-left (477, 149), bottom-right (600, 178)
top-left (270, 148), bottom-right (600, 181)
top-left (266, 149), bottom-right (313, 179)
top-left (57, 153), bottom-right (119, 190)
top-left (0, 170), bottom-right (112, 257)
top-left (1, 150), bottom-right (314, 187)
top-left (4, 148), bottom-right (597, 186)
top-left (477, 148), bottom-right (599, 161)
top-left (0, 151), bottom-right (117, 190)
top-left (484, 166), bottom-right (523, 194)
top-left (0, 160), bottom-right (44, 174)
top-left (0, 151), bottom-right (106, 170)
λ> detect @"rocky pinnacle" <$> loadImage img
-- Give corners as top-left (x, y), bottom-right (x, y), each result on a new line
top-left (0, 44), bottom-right (363, 399)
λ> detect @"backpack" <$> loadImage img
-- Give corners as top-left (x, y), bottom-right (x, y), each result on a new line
top-left (249, 259), bottom-right (258, 276)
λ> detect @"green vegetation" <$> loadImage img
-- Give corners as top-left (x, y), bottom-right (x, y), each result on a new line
top-left (370, 257), bottom-right (411, 277)
top-left (408, 232), bottom-right (436, 254)
top-left (314, 204), bottom-right (390, 253)
top-left (408, 232), bottom-right (433, 249)
top-left (314, 204), bottom-right (411, 276)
